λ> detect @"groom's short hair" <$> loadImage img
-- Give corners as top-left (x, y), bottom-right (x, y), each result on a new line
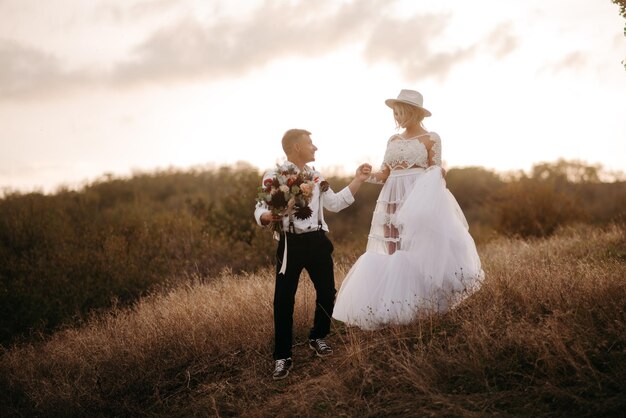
top-left (282, 129), bottom-right (311, 153)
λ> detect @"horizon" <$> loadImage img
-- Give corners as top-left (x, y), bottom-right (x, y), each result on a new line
top-left (1, 0), bottom-right (625, 193)
top-left (2, 156), bottom-right (623, 197)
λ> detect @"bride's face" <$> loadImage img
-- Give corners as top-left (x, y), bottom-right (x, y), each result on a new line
top-left (393, 104), bottom-right (422, 129)
top-left (393, 108), bottom-right (404, 126)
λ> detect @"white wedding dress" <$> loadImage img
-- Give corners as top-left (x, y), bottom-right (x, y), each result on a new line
top-left (333, 132), bottom-right (484, 330)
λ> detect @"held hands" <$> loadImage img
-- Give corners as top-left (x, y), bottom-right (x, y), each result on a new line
top-left (355, 163), bottom-right (372, 182)
top-left (344, 163), bottom-right (372, 196)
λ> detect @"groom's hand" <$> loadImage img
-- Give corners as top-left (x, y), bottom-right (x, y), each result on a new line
top-left (260, 211), bottom-right (282, 226)
top-left (355, 163), bottom-right (372, 182)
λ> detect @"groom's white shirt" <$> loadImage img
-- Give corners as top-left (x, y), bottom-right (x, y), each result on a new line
top-left (254, 162), bottom-right (355, 235)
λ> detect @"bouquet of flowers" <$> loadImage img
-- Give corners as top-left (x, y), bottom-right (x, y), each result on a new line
top-left (256, 163), bottom-right (320, 233)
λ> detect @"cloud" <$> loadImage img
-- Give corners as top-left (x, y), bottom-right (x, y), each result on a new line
top-left (540, 50), bottom-right (589, 74)
top-left (0, 40), bottom-right (78, 98)
top-left (483, 22), bottom-right (518, 59)
top-left (362, 14), bottom-right (475, 81)
top-left (363, 18), bottom-right (518, 81)
top-left (0, 0), bottom-right (519, 99)
top-left (111, 0), bottom-right (383, 84)
top-left (93, 0), bottom-right (181, 23)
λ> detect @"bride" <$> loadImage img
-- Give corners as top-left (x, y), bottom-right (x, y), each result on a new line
top-left (332, 89), bottom-right (484, 330)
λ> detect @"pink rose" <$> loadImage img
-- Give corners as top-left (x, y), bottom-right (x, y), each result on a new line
top-left (300, 182), bottom-right (313, 196)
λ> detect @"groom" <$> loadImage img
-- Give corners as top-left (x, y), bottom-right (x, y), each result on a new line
top-left (254, 129), bottom-right (371, 380)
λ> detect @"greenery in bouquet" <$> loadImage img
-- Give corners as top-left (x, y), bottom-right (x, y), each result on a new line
top-left (256, 163), bottom-right (318, 232)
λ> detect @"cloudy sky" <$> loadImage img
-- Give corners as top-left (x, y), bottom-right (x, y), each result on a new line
top-left (1, 0), bottom-right (625, 192)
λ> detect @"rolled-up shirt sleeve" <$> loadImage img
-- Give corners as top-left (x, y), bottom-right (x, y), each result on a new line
top-left (254, 171), bottom-right (273, 226)
top-left (254, 202), bottom-right (269, 227)
top-left (322, 185), bottom-right (354, 213)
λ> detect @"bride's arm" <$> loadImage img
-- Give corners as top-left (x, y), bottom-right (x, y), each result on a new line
top-left (426, 133), bottom-right (446, 176)
top-left (366, 164), bottom-right (391, 184)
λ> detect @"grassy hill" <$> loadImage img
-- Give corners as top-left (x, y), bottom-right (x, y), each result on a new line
top-left (1, 224), bottom-right (624, 417)
top-left (2, 161), bottom-right (624, 346)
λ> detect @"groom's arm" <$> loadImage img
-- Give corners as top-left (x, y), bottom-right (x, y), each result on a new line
top-left (254, 171), bottom-right (271, 226)
top-left (348, 163), bottom-right (371, 194)
top-left (254, 203), bottom-right (271, 226)
top-left (322, 163), bottom-right (371, 213)
top-left (254, 170), bottom-right (283, 227)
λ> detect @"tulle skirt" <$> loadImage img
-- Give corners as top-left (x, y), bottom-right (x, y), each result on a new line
top-left (333, 167), bottom-right (484, 330)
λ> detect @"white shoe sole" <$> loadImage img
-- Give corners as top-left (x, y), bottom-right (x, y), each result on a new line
top-left (309, 345), bottom-right (333, 357)
top-left (272, 364), bottom-right (293, 380)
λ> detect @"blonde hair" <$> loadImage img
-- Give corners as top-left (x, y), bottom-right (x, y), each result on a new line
top-left (281, 129), bottom-right (311, 153)
top-left (392, 103), bottom-right (426, 129)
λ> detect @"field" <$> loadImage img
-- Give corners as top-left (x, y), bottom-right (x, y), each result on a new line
top-left (1, 224), bottom-right (624, 417)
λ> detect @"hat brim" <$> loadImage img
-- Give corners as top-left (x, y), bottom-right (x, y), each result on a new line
top-left (385, 99), bottom-right (432, 117)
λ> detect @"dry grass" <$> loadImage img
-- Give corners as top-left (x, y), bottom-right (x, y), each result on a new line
top-left (1, 224), bottom-right (625, 417)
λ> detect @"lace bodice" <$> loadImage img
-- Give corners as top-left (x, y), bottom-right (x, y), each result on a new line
top-left (382, 132), bottom-right (441, 170)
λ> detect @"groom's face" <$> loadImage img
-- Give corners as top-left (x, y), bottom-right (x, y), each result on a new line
top-left (296, 134), bottom-right (318, 163)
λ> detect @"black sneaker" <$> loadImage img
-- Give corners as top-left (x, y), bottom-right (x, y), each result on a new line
top-left (309, 338), bottom-right (333, 357)
top-left (272, 358), bottom-right (293, 380)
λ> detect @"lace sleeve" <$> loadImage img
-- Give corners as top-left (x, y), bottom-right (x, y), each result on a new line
top-left (430, 133), bottom-right (442, 166)
top-left (366, 169), bottom-right (386, 184)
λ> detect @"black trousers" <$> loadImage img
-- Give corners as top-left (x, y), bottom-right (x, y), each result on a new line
top-left (273, 230), bottom-right (336, 360)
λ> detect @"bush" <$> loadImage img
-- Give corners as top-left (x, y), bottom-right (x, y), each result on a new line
top-left (0, 165), bottom-right (275, 346)
top-left (494, 178), bottom-right (586, 237)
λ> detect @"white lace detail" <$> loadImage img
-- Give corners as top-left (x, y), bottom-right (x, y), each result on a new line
top-left (430, 132), bottom-right (442, 166)
top-left (366, 175), bottom-right (384, 184)
top-left (382, 135), bottom-right (429, 170)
